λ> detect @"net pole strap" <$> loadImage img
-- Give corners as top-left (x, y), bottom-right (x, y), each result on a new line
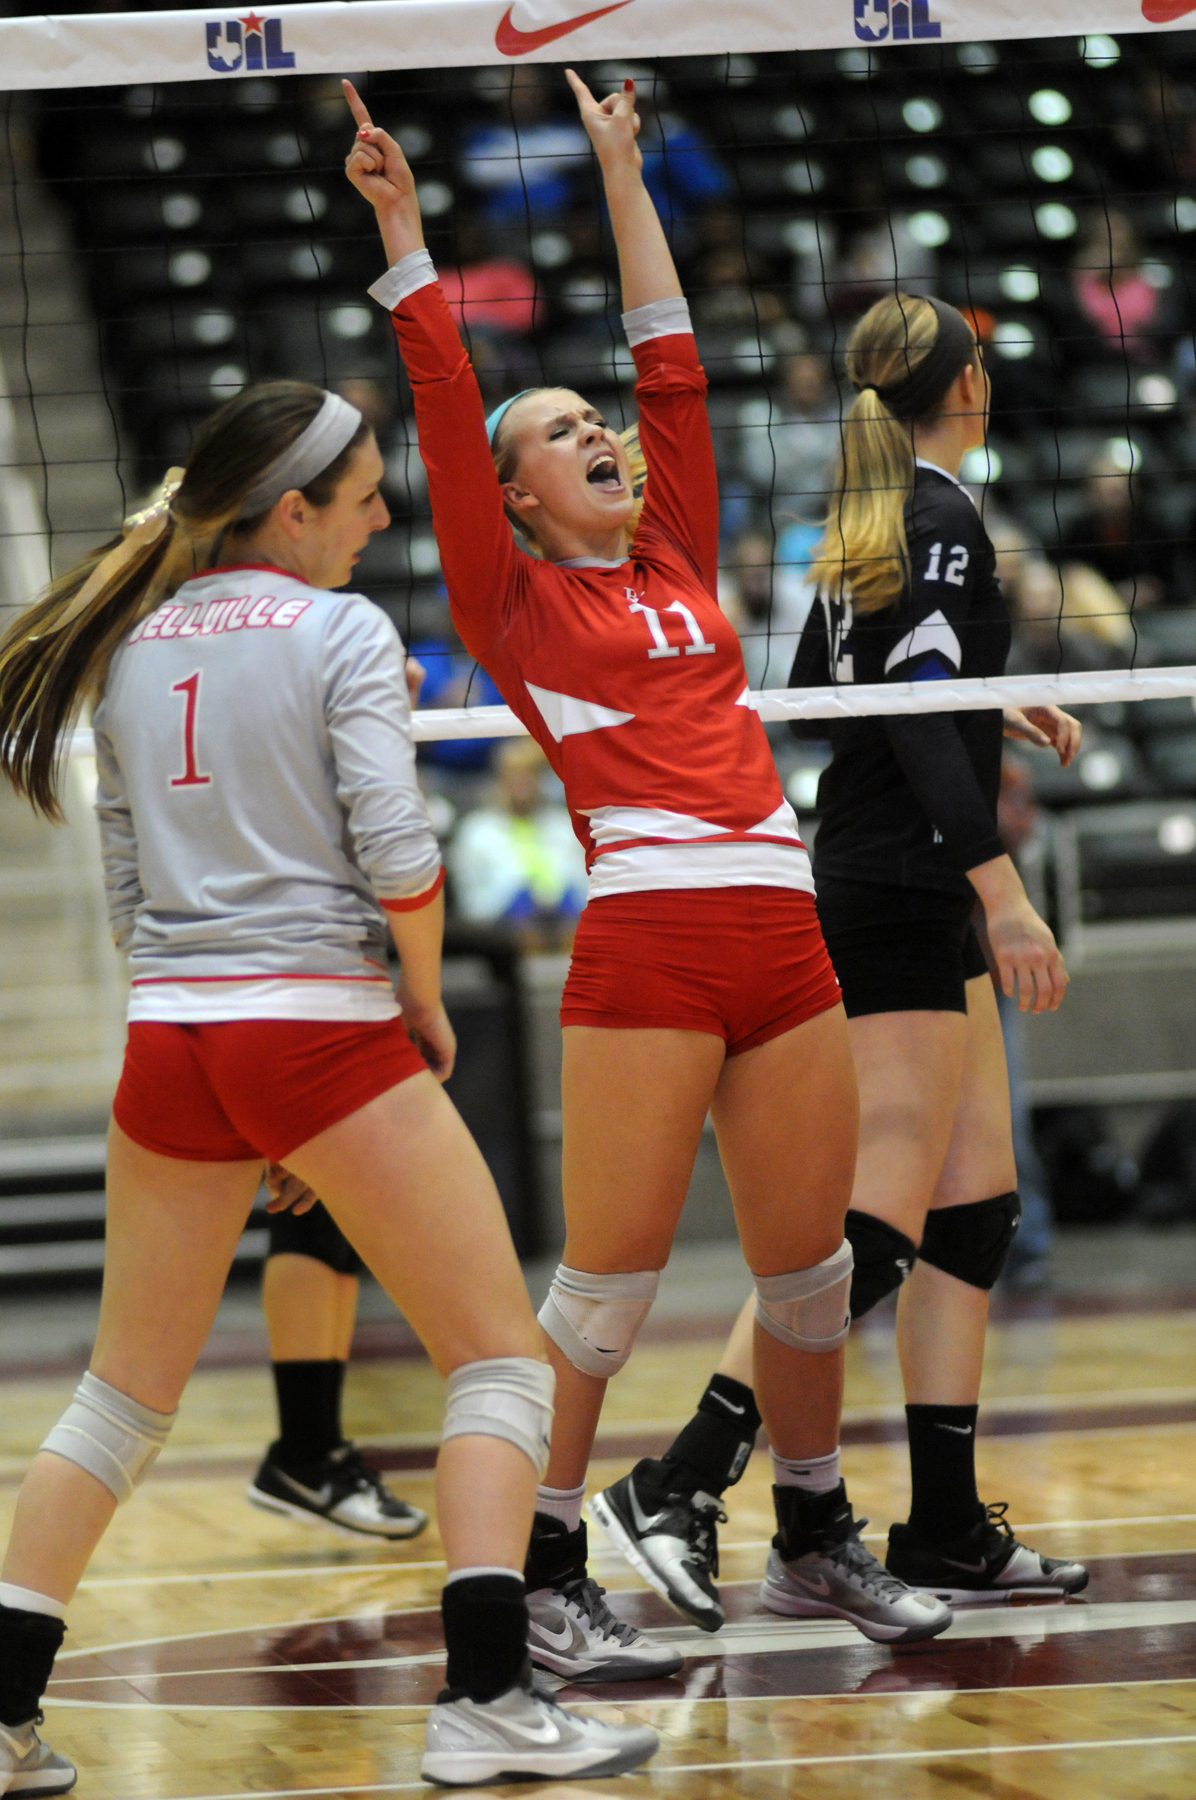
top-left (62, 665), bottom-right (1196, 754)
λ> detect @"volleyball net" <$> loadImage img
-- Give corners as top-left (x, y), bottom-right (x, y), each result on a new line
top-left (4, 0), bottom-right (1196, 770)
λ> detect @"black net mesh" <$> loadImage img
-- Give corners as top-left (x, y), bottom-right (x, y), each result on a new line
top-left (11, 30), bottom-right (1196, 811)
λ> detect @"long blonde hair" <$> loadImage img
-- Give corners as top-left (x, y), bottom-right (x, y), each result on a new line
top-left (0, 381), bottom-right (367, 817)
top-left (811, 294), bottom-right (971, 615)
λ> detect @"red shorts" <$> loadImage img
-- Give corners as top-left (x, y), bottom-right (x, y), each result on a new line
top-left (561, 886), bottom-right (841, 1055)
top-left (113, 1017), bottom-right (427, 1163)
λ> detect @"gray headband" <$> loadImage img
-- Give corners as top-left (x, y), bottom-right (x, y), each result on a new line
top-left (858, 298), bottom-right (976, 420)
top-left (238, 392), bottom-right (364, 519)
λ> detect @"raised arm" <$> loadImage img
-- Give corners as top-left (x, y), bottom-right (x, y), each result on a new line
top-left (565, 70), bottom-right (681, 312)
top-left (344, 82), bottom-right (518, 657)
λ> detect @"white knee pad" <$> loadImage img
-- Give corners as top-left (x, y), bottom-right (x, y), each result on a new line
top-left (538, 1264), bottom-right (660, 1379)
top-left (40, 1371), bottom-right (176, 1504)
top-left (441, 1357), bottom-right (555, 1480)
top-left (754, 1240), bottom-right (854, 1353)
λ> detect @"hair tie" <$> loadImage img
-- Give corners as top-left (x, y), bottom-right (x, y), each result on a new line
top-left (45, 468), bottom-right (185, 634)
top-left (855, 298), bottom-right (976, 420)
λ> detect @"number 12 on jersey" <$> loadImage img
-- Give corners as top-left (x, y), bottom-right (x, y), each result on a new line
top-left (170, 672), bottom-right (212, 788)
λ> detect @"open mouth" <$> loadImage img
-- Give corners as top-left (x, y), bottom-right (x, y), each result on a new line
top-left (586, 453), bottom-right (623, 493)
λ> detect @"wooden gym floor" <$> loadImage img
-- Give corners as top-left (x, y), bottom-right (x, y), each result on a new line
top-left (2, 1279), bottom-right (1196, 1797)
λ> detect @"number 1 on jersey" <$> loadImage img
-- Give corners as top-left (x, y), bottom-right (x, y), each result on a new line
top-left (170, 672), bottom-right (211, 788)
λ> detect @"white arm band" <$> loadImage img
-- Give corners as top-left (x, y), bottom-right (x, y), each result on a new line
top-left (622, 295), bottom-right (694, 346)
top-left (368, 248), bottom-right (438, 311)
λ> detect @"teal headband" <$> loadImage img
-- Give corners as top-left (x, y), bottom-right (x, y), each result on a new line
top-left (485, 389), bottom-right (536, 447)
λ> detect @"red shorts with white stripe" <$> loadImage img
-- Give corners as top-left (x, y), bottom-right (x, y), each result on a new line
top-left (113, 1017), bottom-right (427, 1163)
top-left (561, 886), bottom-right (841, 1055)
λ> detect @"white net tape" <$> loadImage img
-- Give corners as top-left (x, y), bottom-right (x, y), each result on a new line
top-left (63, 665), bottom-right (1196, 755)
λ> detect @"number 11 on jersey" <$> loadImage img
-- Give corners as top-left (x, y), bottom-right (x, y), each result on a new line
top-left (170, 672), bottom-right (212, 788)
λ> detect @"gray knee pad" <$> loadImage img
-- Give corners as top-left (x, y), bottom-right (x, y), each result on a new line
top-left (754, 1239), bottom-right (854, 1353)
top-left (40, 1372), bottom-right (176, 1504)
top-left (918, 1192), bottom-right (1021, 1290)
top-left (441, 1357), bottom-right (555, 1480)
top-left (538, 1264), bottom-right (660, 1379)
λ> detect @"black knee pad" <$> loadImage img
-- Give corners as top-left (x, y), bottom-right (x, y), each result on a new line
top-left (266, 1200), bottom-right (365, 1277)
top-left (845, 1209), bottom-right (917, 1319)
top-left (918, 1192), bottom-right (1021, 1291)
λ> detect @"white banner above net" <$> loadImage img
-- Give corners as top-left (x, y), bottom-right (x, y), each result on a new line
top-left (63, 665), bottom-right (1196, 755)
top-left (0, 0), bottom-right (1189, 94)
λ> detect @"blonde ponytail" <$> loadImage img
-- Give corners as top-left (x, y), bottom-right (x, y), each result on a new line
top-left (811, 293), bottom-right (973, 615)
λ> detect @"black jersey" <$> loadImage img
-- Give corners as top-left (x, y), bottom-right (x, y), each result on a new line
top-left (791, 460), bottom-right (1011, 896)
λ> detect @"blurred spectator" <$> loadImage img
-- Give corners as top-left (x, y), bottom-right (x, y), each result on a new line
top-left (438, 221), bottom-right (541, 337)
top-left (824, 165), bottom-right (938, 320)
top-left (449, 739), bottom-right (587, 936)
top-left (720, 524), bottom-right (818, 689)
top-left (633, 90), bottom-right (732, 244)
top-left (1058, 440), bottom-right (1174, 608)
top-left (1070, 208), bottom-right (1177, 363)
top-left (1006, 558), bottom-right (1135, 675)
top-left (737, 340), bottom-right (841, 524)
top-left (693, 243), bottom-right (785, 331)
top-left (412, 632), bottom-right (504, 771)
top-left (460, 68), bottom-right (588, 224)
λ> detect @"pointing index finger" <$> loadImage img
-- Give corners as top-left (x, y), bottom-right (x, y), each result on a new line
top-left (342, 79), bottom-right (374, 131)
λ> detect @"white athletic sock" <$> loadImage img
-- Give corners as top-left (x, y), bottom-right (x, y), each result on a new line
top-left (771, 1447), bottom-right (841, 1494)
top-left (0, 1582), bottom-right (67, 1621)
top-left (444, 1566), bottom-right (524, 1586)
top-left (535, 1481), bottom-right (586, 1533)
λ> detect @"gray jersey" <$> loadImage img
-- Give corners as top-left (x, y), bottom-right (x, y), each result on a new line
top-left (94, 565), bottom-right (441, 1021)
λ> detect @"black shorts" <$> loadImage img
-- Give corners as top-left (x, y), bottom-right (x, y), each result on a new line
top-left (815, 876), bottom-right (990, 1018)
top-left (266, 1200), bottom-right (365, 1276)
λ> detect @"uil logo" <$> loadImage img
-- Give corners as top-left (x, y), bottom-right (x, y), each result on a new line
top-left (854, 0), bottom-right (942, 39)
top-left (206, 12), bottom-right (296, 71)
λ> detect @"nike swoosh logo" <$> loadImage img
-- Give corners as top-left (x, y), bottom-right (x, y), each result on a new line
top-left (793, 1573), bottom-right (831, 1596)
top-left (1142, 0), bottom-right (1196, 20)
top-left (495, 0), bottom-right (634, 55)
top-left (941, 1556), bottom-right (988, 1573)
top-left (529, 1618), bottom-right (575, 1651)
top-left (935, 1424), bottom-right (974, 1436)
top-left (708, 1393), bottom-right (746, 1416)
top-left (627, 1484), bottom-right (669, 1536)
top-left (492, 1715), bottom-right (562, 1744)
top-left (275, 1471), bottom-right (333, 1506)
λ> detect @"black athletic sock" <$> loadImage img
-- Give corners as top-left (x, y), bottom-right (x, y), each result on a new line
top-left (905, 1403), bottom-right (984, 1544)
top-left (0, 1603), bottom-right (66, 1728)
top-left (440, 1574), bottom-right (529, 1704)
top-left (658, 1374), bottom-right (762, 1497)
top-left (271, 1359), bottom-right (345, 1471)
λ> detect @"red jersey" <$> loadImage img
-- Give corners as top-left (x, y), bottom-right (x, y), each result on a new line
top-left (382, 261), bottom-right (812, 900)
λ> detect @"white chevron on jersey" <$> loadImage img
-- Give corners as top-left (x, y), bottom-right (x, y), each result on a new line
top-left (524, 681), bottom-right (636, 743)
top-left (883, 608), bottom-right (963, 677)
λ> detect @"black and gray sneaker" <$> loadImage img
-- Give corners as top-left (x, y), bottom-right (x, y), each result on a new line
top-left (0, 1714), bottom-right (77, 1797)
top-left (524, 1515), bottom-right (683, 1683)
top-left (761, 1482), bottom-right (953, 1645)
top-left (886, 1501), bottom-right (1089, 1606)
top-left (422, 1665), bottom-right (659, 1786)
top-left (247, 1440), bottom-right (428, 1541)
top-left (589, 1462), bottom-right (727, 1633)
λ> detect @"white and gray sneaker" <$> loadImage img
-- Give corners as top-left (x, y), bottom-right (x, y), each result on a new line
top-left (589, 1466), bottom-right (726, 1633)
top-left (422, 1668), bottom-right (659, 1786)
top-left (1, 1716), bottom-right (77, 1797)
top-left (761, 1482), bottom-right (953, 1645)
top-left (247, 1441), bottom-right (428, 1541)
top-left (525, 1515), bottom-right (683, 1683)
